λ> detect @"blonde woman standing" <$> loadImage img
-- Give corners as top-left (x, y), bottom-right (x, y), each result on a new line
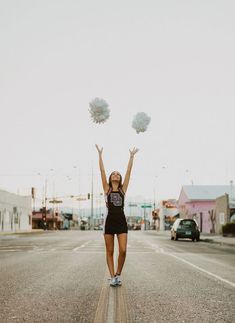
top-left (95, 144), bottom-right (139, 286)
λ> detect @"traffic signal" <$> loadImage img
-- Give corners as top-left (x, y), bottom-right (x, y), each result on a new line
top-left (152, 210), bottom-right (158, 220)
top-left (87, 193), bottom-right (90, 199)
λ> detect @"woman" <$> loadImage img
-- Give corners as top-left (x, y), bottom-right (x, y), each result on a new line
top-left (95, 144), bottom-right (139, 287)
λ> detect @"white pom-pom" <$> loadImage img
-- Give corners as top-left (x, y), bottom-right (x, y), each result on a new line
top-left (132, 112), bottom-right (151, 134)
top-left (89, 97), bottom-right (110, 124)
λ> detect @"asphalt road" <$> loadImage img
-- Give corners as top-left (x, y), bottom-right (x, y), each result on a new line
top-left (0, 231), bottom-right (234, 323)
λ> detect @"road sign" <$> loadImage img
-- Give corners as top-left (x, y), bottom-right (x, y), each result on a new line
top-left (141, 204), bottom-right (152, 208)
top-left (49, 200), bottom-right (63, 204)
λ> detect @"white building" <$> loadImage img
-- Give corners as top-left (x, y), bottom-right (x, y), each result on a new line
top-left (0, 189), bottom-right (32, 233)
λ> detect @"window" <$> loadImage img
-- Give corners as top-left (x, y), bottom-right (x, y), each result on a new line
top-left (181, 220), bottom-right (196, 228)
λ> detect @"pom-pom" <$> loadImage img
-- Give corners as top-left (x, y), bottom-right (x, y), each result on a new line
top-left (89, 97), bottom-right (110, 124)
top-left (132, 112), bottom-right (151, 134)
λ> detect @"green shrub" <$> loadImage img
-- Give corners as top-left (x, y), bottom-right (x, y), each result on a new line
top-left (222, 222), bottom-right (235, 235)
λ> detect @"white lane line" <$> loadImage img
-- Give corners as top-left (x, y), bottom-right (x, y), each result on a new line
top-left (150, 244), bottom-right (235, 288)
top-left (106, 248), bottom-right (117, 322)
top-left (94, 246), bottom-right (131, 323)
top-left (167, 252), bottom-right (235, 288)
top-left (93, 271), bottom-right (110, 323)
top-left (106, 287), bottom-right (115, 323)
top-left (73, 240), bottom-right (91, 251)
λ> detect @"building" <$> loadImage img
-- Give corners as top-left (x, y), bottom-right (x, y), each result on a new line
top-left (0, 189), bottom-right (32, 233)
top-left (158, 199), bottom-right (179, 231)
top-left (178, 185), bottom-right (235, 233)
top-left (215, 194), bottom-right (235, 234)
top-left (32, 208), bottom-right (63, 230)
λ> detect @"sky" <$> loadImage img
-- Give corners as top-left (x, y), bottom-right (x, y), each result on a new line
top-left (0, 0), bottom-right (235, 208)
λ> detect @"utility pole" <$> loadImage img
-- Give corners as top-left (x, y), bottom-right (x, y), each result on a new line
top-left (144, 206), bottom-right (146, 231)
top-left (153, 188), bottom-right (156, 210)
top-left (91, 166), bottom-right (94, 229)
top-left (44, 178), bottom-right (48, 230)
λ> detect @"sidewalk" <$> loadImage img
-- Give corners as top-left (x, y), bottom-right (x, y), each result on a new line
top-left (200, 233), bottom-right (235, 247)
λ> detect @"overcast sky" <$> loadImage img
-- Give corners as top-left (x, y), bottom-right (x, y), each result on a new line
top-left (0, 0), bottom-right (235, 207)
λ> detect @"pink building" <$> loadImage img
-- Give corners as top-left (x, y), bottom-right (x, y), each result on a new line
top-left (178, 185), bottom-right (234, 234)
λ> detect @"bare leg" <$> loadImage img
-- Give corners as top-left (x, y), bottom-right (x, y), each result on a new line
top-left (104, 234), bottom-right (115, 277)
top-left (116, 233), bottom-right (127, 275)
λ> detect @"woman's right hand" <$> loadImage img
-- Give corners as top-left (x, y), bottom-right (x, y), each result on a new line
top-left (95, 144), bottom-right (103, 155)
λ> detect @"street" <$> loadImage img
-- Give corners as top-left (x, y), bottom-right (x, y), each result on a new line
top-left (0, 231), bottom-right (234, 323)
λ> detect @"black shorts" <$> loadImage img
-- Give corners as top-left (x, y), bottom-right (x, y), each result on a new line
top-left (103, 211), bottom-right (128, 235)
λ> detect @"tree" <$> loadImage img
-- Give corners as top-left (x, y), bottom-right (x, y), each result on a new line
top-left (208, 209), bottom-right (216, 234)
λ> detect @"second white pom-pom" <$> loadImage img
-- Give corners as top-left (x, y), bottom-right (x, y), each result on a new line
top-left (89, 97), bottom-right (110, 124)
top-left (132, 112), bottom-right (151, 134)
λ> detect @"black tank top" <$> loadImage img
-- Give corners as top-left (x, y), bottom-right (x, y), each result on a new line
top-left (106, 188), bottom-right (125, 212)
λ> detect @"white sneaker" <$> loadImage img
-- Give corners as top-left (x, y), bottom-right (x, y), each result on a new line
top-left (115, 275), bottom-right (122, 286)
top-left (109, 277), bottom-right (117, 287)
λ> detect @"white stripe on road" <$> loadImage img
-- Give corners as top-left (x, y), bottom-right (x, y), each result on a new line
top-left (149, 244), bottom-right (235, 288)
top-left (166, 251), bottom-right (235, 288)
top-left (106, 285), bottom-right (115, 323)
top-left (73, 240), bottom-right (91, 251)
top-left (93, 247), bottom-right (131, 323)
top-left (93, 272), bottom-right (110, 323)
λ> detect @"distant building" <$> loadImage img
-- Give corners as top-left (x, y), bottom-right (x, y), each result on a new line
top-left (158, 199), bottom-right (179, 231)
top-left (0, 189), bottom-right (32, 233)
top-left (32, 208), bottom-right (63, 230)
top-left (178, 185), bottom-right (235, 233)
top-left (215, 193), bottom-right (235, 234)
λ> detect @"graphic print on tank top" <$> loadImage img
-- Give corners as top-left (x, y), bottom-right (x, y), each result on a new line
top-left (110, 192), bottom-right (123, 206)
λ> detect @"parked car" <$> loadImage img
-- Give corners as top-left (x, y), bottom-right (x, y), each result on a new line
top-left (171, 219), bottom-right (200, 242)
top-left (94, 225), bottom-right (103, 230)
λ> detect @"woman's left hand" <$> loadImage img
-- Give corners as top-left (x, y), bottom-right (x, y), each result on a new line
top-left (129, 147), bottom-right (139, 157)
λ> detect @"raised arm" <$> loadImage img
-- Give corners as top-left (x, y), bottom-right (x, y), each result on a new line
top-left (122, 147), bottom-right (139, 194)
top-left (95, 144), bottom-right (109, 194)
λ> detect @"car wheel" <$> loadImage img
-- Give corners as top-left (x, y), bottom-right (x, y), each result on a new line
top-left (175, 234), bottom-right (178, 241)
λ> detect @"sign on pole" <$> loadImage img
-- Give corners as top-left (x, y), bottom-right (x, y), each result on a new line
top-left (141, 204), bottom-right (152, 208)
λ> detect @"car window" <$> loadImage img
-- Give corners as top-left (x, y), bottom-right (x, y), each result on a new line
top-left (181, 220), bottom-right (196, 228)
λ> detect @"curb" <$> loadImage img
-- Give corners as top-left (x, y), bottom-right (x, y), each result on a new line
top-left (145, 231), bottom-right (235, 248)
top-left (200, 238), bottom-right (235, 247)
